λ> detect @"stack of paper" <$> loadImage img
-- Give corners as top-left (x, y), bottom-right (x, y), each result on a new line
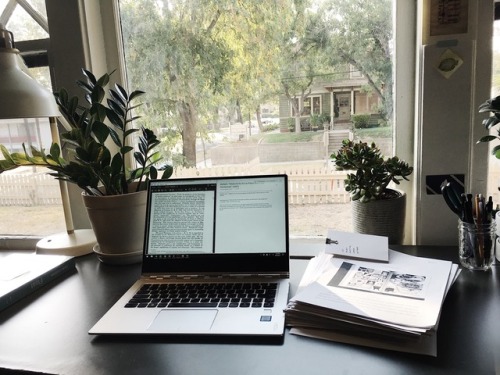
top-left (285, 249), bottom-right (460, 356)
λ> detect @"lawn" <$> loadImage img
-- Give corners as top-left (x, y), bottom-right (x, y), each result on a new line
top-left (250, 125), bottom-right (392, 144)
top-left (354, 125), bottom-right (392, 139)
top-left (252, 131), bottom-right (324, 143)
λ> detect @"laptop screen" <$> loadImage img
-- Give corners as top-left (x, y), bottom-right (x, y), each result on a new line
top-left (142, 175), bottom-right (289, 275)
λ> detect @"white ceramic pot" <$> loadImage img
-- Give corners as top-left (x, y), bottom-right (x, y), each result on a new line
top-left (82, 187), bottom-right (147, 257)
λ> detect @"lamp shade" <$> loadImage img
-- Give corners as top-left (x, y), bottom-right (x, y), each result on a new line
top-left (0, 49), bottom-right (59, 119)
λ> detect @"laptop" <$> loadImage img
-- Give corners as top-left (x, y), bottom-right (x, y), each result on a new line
top-left (89, 174), bottom-right (290, 339)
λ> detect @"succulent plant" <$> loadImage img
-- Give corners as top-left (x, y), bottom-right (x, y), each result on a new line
top-left (331, 140), bottom-right (413, 202)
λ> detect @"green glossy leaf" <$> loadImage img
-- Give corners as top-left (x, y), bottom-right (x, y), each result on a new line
top-left (161, 165), bottom-right (173, 179)
top-left (108, 127), bottom-right (122, 148)
top-left (82, 69), bottom-right (97, 85)
top-left (92, 121), bottom-right (110, 144)
top-left (129, 90), bottom-right (145, 101)
top-left (478, 135), bottom-right (497, 143)
top-left (107, 98), bottom-right (125, 117)
top-left (109, 88), bottom-right (126, 108)
top-left (106, 108), bottom-right (124, 130)
top-left (492, 145), bottom-right (500, 158)
top-left (121, 146), bottom-right (134, 154)
top-left (96, 72), bottom-right (111, 87)
top-left (114, 84), bottom-right (128, 102)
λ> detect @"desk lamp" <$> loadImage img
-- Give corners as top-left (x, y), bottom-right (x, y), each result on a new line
top-left (0, 24), bottom-right (95, 256)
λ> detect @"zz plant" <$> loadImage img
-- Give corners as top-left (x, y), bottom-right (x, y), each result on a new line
top-left (0, 69), bottom-right (172, 196)
top-left (477, 95), bottom-right (500, 158)
top-left (331, 140), bottom-right (413, 202)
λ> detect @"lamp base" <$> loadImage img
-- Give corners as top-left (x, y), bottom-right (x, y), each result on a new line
top-left (36, 229), bottom-right (96, 257)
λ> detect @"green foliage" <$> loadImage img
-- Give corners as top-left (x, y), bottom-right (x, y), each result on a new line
top-left (0, 69), bottom-right (172, 196)
top-left (309, 0), bottom-right (393, 123)
top-left (331, 140), bottom-right (413, 202)
top-left (351, 114), bottom-right (371, 129)
top-left (477, 96), bottom-right (500, 159)
top-left (118, 0), bottom-right (393, 160)
top-left (310, 113), bottom-right (330, 128)
top-left (262, 124), bottom-right (280, 132)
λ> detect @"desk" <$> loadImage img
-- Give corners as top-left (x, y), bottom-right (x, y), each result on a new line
top-left (0, 241), bottom-right (499, 375)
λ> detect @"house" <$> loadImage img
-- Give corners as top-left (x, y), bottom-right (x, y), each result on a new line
top-left (278, 67), bottom-right (382, 132)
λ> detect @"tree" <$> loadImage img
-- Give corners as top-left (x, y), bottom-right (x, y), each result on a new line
top-left (278, 3), bottom-right (340, 133)
top-left (121, 0), bottom-right (232, 167)
top-left (121, 0), bottom-right (296, 166)
top-left (217, 1), bottom-right (296, 132)
top-left (319, 0), bottom-right (393, 122)
top-left (119, 0), bottom-right (393, 163)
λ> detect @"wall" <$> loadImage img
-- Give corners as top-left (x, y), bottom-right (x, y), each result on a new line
top-left (416, 0), bottom-right (492, 245)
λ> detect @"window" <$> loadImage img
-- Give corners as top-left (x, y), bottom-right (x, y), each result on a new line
top-left (2, 0), bottom-right (414, 244)
top-left (117, 0), bottom-right (398, 238)
top-left (290, 96), bottom-right (321, 117)
top-left (302, 96), bottom-right (321, 116)
top-left (0, 0), bottom-right (65, 237)
top-left (487, 14), bottom-right (500, 208)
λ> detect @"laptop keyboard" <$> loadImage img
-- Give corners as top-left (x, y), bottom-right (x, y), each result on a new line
top-left (125, 282), bottom-right (278, 309)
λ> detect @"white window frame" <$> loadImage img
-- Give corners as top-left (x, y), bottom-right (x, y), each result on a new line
top-left (290, 95), bottom-right (322, 117)
top-left (304, 95), bottom-right (322, 116)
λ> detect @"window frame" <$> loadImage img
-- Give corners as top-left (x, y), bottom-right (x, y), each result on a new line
top-left (4, 0), bottom-right (431, 247)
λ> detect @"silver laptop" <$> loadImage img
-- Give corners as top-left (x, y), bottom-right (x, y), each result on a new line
top-left (89, 174), bottom-right (290, 339)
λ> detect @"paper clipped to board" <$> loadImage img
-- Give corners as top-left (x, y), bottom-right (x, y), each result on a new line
top-left (324, 229), bottom-right (389, 262)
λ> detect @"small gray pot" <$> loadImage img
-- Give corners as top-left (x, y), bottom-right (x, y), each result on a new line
top-left (351, 189), bottom-right (406, 245)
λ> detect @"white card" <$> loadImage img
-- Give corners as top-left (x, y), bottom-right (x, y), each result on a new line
top-left (324, 229), bottom-right (389, 262)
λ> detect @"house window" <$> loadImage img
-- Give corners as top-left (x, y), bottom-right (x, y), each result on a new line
top-left (302, 96), bottom-right (321, 116)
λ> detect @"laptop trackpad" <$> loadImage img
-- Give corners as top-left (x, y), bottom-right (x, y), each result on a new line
top-left (148, 309), bottom-right (218, 333)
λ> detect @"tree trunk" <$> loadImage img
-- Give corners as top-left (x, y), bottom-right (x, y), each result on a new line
top-left (236, 99), bottom-right (243, 123)
top-left (178, 100), bottom-right (197, 167)
top-left (256, 105), bottom-right (264, 132)
top-left (295, 116), bottom-right (301, 133)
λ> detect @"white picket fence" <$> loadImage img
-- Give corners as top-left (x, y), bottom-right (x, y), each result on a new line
top-left (0, 164), bottom-right (350, 206)
top-left (173, 164), bottom-right (350, 204)
top-left (0, 172), bottom-right (61, 206)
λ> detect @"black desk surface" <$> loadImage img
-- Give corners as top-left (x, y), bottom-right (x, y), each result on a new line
top-left (0, 240), bottom-right (499, 375)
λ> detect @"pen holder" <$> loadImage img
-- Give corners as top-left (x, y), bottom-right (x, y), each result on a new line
top-left (458, 220), bottom-right (496, 271)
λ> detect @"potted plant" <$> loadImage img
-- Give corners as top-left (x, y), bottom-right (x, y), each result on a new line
top-left (331, 140), bottom-right (413, 244)
top-left (0, 69), bottom-right (172, 262)
top-left (310, 114), bottom-right (319, 131)
top-left (476, 95), bottom-right (500, 262)
top-left (477, 95), bottom-right (500, 156)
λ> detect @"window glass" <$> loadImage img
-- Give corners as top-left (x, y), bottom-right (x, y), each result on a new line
top-left (118, 0), bottom-right (394, 237)
top-left (0, 0), bottom-right (48, 41)
top-left (0, 118), bottom-right (65, 236)
top-left (0, 2), bottom-right (65, 236)
top-left (487, 20), bottom-right (500, 207)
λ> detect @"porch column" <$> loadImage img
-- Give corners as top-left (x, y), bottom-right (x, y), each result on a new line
top-left (330, 91), bottom-right (334, 129)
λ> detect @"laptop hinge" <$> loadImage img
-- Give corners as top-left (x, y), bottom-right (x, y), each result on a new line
top-left (145, 273), bottom-right (289, 280)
